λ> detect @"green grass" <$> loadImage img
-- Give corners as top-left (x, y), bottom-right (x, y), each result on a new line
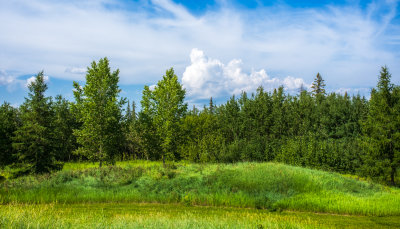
top-left (1, 161), bottom-right (399, 217)
top-left (1, 203), bottom-right (400, 228)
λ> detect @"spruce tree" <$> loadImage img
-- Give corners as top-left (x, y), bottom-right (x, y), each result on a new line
top-left (362, 66), bottom-right (399, 185)
top-left (311, 73), bottom-right (326, 97)
top-left (209, 97), bottom-right (214, 114)
top-left (73, 58), bottom-right (125, 167)
top-left (12, 71), bottom-right (62, 174)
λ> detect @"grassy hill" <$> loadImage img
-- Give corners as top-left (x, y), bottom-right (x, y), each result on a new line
top-left (1, 161), bottom-right (399, 217)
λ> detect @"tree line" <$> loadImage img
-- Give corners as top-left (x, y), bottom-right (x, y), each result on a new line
top-left (0, 58), bottom-right (399, 185)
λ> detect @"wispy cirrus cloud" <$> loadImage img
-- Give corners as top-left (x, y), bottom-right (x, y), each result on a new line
top-left (0, 0), bottom-right (398, 102)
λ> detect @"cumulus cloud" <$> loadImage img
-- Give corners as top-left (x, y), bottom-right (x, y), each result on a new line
top-left (182, 49), bottom-right (309, 99)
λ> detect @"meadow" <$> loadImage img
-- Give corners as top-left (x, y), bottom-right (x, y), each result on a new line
top-left (1, 161), bottom-right (400, 228)
top-left (1, 203), bottom-right (400, 228)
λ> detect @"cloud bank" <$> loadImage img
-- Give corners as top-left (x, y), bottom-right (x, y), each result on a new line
top-left (182, 49), bottom-right (308, 99)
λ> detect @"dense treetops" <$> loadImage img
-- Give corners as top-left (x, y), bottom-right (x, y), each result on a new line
top-left (0, 59), bottom-right (398, 186)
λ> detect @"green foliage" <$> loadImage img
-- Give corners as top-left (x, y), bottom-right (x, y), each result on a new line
top-left (0, 102), bottom-right (19, 167)
top-left (1, 62), bottom-right (399, 186)
top-left (179, 108), bottom-right (224, 163)
top-left (311, 73), bottom-right (326, 97)
top-left (138, 68), bottom-right (187, 165)
top-left (12, 71), bottom-right (62, 174)
top-left (53, 95), bottom-right (79, 161)
top-left (72, 57), bottom-right (125, 167)
top-left (121, 100), bottom-right (141, 160)
top-left (361, 66), bottom-right (400, 185)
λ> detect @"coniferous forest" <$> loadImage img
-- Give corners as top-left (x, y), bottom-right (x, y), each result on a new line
top-left (0, 57), bottom-right (399, 186)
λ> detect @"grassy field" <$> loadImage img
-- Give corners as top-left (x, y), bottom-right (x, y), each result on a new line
top-left (1, 203), bottom-right (400, 228)
top-left (1, 161), bottom-right (400, 228)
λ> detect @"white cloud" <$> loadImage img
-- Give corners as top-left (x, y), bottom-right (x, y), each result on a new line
top-left (0, 0), bottom-right (398, 89)
top-left (0, 70), bottom-right (25, 91)
top-left (26, 75), bottom-right (49, 87)
top-left (0, 70), bottom-right (15, 86)
top-left (65, 67), bottom-right (86, 74)
top-left (334, 87), bottom-right (371, 96)
top-left (149, 84), bottom-right (157, 91)
top-left (182, 49), bottom-right (309, 99)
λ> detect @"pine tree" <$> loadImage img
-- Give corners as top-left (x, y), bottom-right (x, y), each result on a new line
top-left (362, 66), bottom-right (400, 185)
top-left (12, 71), bottom-right (62, 174)
top-left (209, 97), bottom-right (214, 114)
top-left (311, 73), bottom-right (326, 97)
top-left (72, 58), bottom-right (125, 167)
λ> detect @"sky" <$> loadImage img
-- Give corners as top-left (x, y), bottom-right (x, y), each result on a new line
top-left (0, 0), bottom-right (399, 107)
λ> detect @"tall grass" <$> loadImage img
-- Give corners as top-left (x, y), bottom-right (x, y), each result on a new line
top-left (1, 162), bottom-right (399, 216)
top-left (1, 203), bottom-right (399, 229)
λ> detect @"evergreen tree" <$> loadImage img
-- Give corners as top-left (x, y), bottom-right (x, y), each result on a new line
top-left (0, 102), bottom-right (19, 167)
top-left (72, 58), bottom-right (125, 167)
top-left (12, 71), bottom-right (62, 174)
top-left (123, 100), bottom-right (140, 160)
top-left (311, 73), bottom-right (326, 97)
top-left (209, 97), bottom-right (214, 114)
top-left (362, 66), bottom-right (399, 185)
top-left (53, 95), bottom-right (78, 161)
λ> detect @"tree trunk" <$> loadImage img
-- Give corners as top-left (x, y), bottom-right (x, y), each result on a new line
top-left (391, 166), bottom-right (396, 186)
top-left (99, 145), bottom-right (103, 168)
top-left (162, 153), bottom-right (165, 167)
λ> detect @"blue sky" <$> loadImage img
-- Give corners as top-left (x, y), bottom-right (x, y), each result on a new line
top-left (0, 0), bottom-right (399, 107)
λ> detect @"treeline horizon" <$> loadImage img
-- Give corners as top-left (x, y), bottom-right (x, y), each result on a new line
top-left (0, 57), bottom-right (399, 186)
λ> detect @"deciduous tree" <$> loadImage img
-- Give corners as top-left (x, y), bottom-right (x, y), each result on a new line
top-left (73, 58), bottom-right (125, 167)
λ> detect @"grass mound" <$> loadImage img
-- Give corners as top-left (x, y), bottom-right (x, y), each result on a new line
top-left (1, 161), bottom-right (399, 216)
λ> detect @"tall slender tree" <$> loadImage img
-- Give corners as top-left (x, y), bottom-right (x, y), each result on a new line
top-left (139, 68), bottom-right (187, 165)
top-left (153, 68), bottom-right (187, 165)
top-left (209, 97), bottom-right (214, 114)
top-left (73, 58), bottom-right (125, 167)
top-left (362, 66), bottom-right (400, 185)
top-left (311, 73), bottom-right (326, 97)
top-left (12, 71), bottom-right (62, 174)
